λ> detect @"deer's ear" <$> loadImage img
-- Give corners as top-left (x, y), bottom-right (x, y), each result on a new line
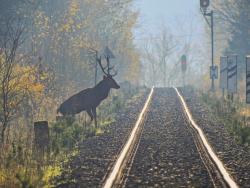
top-left (103, 75), bottom-right (107, 79)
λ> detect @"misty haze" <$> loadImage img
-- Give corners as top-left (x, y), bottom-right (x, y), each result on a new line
top-left (0, 0), bottom-right (249, 187)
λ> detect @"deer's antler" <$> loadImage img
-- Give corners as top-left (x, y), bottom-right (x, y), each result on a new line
top-left (96, 56), bottom-right (108, 76)
top-left (92, 48), bottom-right (118, 77)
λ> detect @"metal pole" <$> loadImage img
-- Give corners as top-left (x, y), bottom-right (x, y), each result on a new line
top-left (211, 10), bottom-right (215, 92)
top-left (202, 10), bottom-right (215, 92)
top-left (95, 51), bottom-right (98, 86)
top-left (107, 57), bottom-right (110, 75)
top-left (95, 60), bottom-right (97, 86)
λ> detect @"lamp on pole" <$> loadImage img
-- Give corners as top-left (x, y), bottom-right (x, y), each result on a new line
top-left (200, 0), bottom-right (216, 92)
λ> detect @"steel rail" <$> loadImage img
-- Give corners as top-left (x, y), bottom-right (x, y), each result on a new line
top-left (103, 87), bottom-right (154, 188)
top-left (175, 87), bottom-right (239, 188)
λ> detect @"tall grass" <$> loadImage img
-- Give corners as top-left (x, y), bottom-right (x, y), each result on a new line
top-left (0, 83), bottom-right (146, 187)
top-left (201, 92), bottom-right (250, 146)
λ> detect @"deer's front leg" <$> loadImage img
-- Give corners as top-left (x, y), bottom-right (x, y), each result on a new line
top-left (91, 107), bottom-right (97, 128)
top-left (86, 109), bottom-right (93, 121)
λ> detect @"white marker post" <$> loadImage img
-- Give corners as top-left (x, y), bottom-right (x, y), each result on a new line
top-left (220, 56), bottom-right (227, 98)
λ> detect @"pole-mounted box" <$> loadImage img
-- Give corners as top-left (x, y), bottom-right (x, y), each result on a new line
top-left (200, 0), bottom-right (210, 9)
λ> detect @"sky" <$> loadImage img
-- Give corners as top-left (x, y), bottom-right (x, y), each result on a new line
top-left (133, 0), bottom-right (205, 43)
top-left (133, 0), bottom-right (210, 79)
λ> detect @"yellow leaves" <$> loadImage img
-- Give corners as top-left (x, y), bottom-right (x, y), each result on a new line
top-left (9, 64), bottom-right (45, 98)
top-left (60, 23), bottom-right (71, 33)
top-left (40, 73), bottom-right (48, 81)
top-left (34, 11), bottom-right (50, 35)
top-left (59, 16), bottom-right (75, 33)
top-left (123, 48), bottom-right (140, 84)
top-left (28, 0), bottom-right (141, 84)
top-left (69, 0), bottom-right (80, 16)
top-left (42, 165), bottom-right (61, 187)
top-left (31, 83), bottom-right (44, 93)
top-left (127, 11), bottom-right (139, 29)
top-left (57, 0), bottom-right (80, 33)
top-left (76, 24), bottom-right (81, 29)
top-left (0, 169), bottom-right (8, 185)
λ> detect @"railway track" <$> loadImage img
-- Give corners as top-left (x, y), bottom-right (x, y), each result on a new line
top-left (54, 90), bottom-right (150, 187)
top-left (179, 87), bottom-right (250, 188)
top-left (103, 88), bottom-right (239, 188)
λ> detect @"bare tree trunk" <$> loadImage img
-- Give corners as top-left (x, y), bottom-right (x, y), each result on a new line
top-left (0, 19), bottom-right (24, 145)
top-left (1, 124), bottom-right (6, 145)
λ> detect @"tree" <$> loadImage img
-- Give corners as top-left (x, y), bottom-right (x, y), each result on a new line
top-left (0, 19), bottom-right (45, 144)
top-left (0, 19), bottom-right (25, 144)
top-left (141, 26), bottom-right (176, 87)
top-left (141, 37), bottom-right (160, 86)
top-left (0, 0), bottom-right (141, 144)
top-left (213, 0), bottom-right (250, 77)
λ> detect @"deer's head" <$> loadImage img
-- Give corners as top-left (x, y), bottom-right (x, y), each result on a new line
top-left (97, 56), bottom-right (120, 89)
top-left (103, 75), bottom-right (120, 89)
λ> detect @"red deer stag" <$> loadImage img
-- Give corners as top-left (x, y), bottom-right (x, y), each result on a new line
top-left (57, 57), bottom-right (120, 127)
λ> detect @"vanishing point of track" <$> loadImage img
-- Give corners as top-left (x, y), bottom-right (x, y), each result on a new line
top-left (103, 87), bottom-right (239, 188)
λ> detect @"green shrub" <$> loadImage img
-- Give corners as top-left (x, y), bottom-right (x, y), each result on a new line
top-left (50, 120), bottom-right (85, 153)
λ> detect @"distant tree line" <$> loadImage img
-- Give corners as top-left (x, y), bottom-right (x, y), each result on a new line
top-left (0, 0), bottom-right (140, 144)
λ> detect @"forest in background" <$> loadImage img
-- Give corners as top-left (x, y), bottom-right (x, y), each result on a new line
top-left (0, 0), bottom-right (142, 186)
top-left (0, 0), bottom-right (140, 141)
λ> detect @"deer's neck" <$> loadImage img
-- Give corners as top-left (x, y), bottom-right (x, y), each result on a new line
top-left (94, 80), bottom-right (111, 100)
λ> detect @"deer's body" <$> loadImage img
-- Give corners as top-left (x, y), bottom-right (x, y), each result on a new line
top-left (57, 75), bottom-right (120, 126)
